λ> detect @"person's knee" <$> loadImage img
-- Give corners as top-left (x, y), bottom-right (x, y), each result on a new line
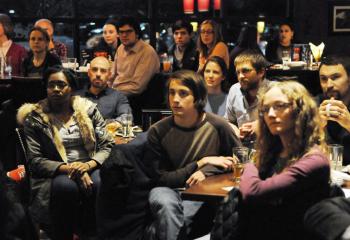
top-left (51, 175), bottom-right (79, 199)
top-left (149, 187), bottom-right (183, 214)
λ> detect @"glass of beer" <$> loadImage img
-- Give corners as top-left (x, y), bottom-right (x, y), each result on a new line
top-left (105, 120), bottom-right (119, 136)
top-left (232, 147), bottom-right (249, 183)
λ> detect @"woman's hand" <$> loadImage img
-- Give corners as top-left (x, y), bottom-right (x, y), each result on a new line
top-left (68, 161), bottom-right (90, 179)
top-left (197, 156), bottom-right (234, 169)
top-left (186, 170), bottom-right (206, 187)
top-left (80, 172), bottom-right (93, 190)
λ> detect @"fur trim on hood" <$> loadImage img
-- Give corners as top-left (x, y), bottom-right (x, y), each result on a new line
top-left (17, 96), bottom-right (97, 162)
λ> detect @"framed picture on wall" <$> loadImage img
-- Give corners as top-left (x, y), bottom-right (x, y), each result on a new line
top-left (329, 1), bottom-right (350, 34)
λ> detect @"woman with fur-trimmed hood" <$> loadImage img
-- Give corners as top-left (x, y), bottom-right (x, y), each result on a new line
top-left (17, 66), bottom-right (114, 240)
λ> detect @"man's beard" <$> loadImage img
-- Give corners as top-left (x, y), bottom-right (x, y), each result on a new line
top-left (243, 80), bottom-right (260, 92)
top-left (325, 89), bottom-right (341, 100)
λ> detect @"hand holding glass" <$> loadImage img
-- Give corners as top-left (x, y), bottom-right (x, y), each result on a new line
top-left (232, 147), bottom-right (249, 183)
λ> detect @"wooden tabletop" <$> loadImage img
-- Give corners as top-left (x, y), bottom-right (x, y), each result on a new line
top-left (114, 136), bottom-right (134, 144)
top-left (181, 173), bottom-right (237, 202)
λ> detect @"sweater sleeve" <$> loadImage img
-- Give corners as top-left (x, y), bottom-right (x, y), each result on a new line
top-left (239, 152), bottom-right (330, 203)
top-left (210, 42), bottom-right (230, 68)
top-left (145, 125), bottom-right (198, 188)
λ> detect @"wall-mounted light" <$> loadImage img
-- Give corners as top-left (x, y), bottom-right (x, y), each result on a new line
top-left (214, 0), bottom-right (221, 10)
top-left (183, 0), bottom-right (194, 14)
top-left (198, 0), bottom-right (210, 12)
top-left (257, 21), bottom-right (265, 34)
top-left (191, 22), bottom-right (198, 32)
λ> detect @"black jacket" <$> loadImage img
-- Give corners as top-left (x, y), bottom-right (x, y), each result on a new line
top-left (169, 40), bottom-right (199, 72)
top-left (97, 132), bottom-right (156, 240)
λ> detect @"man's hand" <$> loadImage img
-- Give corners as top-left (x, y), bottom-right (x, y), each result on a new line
top-left (197, 156), bottom-right (234, 169)
top-left (186, 170), bottom-right (206, 186)
top-left (320, 99), bottom-right (350, 132)
top-left (239, 120), bottom-right (258, 139)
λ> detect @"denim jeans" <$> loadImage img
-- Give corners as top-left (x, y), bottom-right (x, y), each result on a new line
top-left (147, 187), bottom-right (213, 240)
top-left (50, 170), bottom-right (100, 240)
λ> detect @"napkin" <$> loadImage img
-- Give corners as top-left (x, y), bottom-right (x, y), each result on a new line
top-left (309, 42), bottom-right (325, 62)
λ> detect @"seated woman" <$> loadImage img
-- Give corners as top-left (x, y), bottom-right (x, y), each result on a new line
top-left (0, 13), bottom-right (27, 76)
top-left (197, 19), bottom-right (229, 72)
top-left (17, 66), bottom-right (114, 239)
top-left (238, 81), bottom-right (330, 240)
top-left (265, 22), bottom-right (295, 64)
top-left (22, 27), bottom-right (61, 77)
top-left (202, 56), bottom-right (228, 116)
top-left (90, 19), bottom-right (119, 61)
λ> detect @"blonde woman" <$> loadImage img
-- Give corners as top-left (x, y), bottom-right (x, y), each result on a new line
top-left (239, 81), bottom-right (330, 240)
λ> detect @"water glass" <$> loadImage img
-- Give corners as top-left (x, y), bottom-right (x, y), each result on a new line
top-left (328, 144), bottom-right (343, 171)
top-left (281, 50), bottom-right (291, 69)
top-left (121, 113), bottom-right (133, 138)
top-left (62, 57), bottom-right (78, 71)
top-left (232, 147), bottom-right (249, 183)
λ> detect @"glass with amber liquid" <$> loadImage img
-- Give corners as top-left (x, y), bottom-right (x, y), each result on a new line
top-left (232, 147), bottom-right (249, 183)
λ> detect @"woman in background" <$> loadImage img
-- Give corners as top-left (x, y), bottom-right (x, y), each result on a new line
top-left (238, 81), bottom-right (330, 240)
top-left (91, 19), bottom-right (119, 61)
top-left (202, 56), bottom-right (228, 116)
top-left (0, 13), bottom-right (27, 76)
top-left (265, 22), bottom-right (295, 64)
top-left (22, 27), bottom-right (61, 77)
top-left (197, 19), bottom-right (229, 72)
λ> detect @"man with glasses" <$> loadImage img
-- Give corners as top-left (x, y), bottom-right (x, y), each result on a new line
top-left (75, 56), bottom-right (131, 123)
top-left (224, 50), bottom-right (269, 144)
top-left (169, 19), bottom-right (198, 72)
top-left (318, 55), bottom-right (350, 165)
top-left (111, 16), bottom-right (159, 96)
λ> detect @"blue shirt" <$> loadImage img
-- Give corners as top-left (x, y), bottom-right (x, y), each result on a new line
top-left (74, 86), bottom-right (132, 122)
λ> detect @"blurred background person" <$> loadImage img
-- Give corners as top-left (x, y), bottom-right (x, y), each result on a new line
top-left (169, 19), bottom-right (198, 72)
top-left (203, 56), bottom-right (228, 116)
top-left (239, 81), bottom-right (330, 240)
top-left (197, 19), bottom-right (229, 72)
top-left (265, 21), bottom-right (295, 64)
top-left (0, 13), bottom-right (27, 76)
top-left (228, 24), bottom-right (263, 84)
top-left (17, 66), bottom-right (113, 239)
top-left (22, 27), bottom-right (61, 77)
top-left (34, 18), bottom-right (67, 59)
top-left (90, 19), bottom-right (119, 61)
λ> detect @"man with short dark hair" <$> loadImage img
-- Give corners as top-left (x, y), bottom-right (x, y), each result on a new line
top-left (146, 70), bottom-right (241, 240)
top-left (34, 18), bottom-right (67, 59)
top-left (225, 50), bottom-right (269, 143)
top-left (75, 56), bottom-right (131, 123)
top-left (169, 19), bottom-right (198, 72)
top-left (111, 16), bottom-right (159, 96)
top-left (318, 55), bottom-right (350, 165)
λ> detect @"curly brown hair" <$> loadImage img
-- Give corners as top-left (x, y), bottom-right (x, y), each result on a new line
top-left (255, 81), bottom-right (326, 176)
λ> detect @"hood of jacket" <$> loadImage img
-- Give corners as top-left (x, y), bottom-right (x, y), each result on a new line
top-left (17, 96), bottom-right (98, 162)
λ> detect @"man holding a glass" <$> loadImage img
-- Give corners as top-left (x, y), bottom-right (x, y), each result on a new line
top-left (225, 50), bottom-right (270, 145)
top-left (318, 55), bottom-right (350, 166)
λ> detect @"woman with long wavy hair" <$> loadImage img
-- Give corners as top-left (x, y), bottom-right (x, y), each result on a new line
top-left (238, 81), bottom-right (330, 240)
top-left (197, 19), bottom-right (229, 72)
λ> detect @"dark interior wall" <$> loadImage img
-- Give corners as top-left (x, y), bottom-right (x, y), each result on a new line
top-left (294, 0), bottom-right (350, 56)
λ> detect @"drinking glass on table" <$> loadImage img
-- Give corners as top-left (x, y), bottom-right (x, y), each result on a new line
top-left (105, 119), bottom-right (120, 137)
top-left (328, 144), bottom-right (343, 171)
top-left (121, 112), bottom-right (133, 138)
top-left (232, 147), bottom-right (249, 183)
top-left (281, 50), bottom-right (291, 70)
top-left (161, 54), bottom-right (173, 72)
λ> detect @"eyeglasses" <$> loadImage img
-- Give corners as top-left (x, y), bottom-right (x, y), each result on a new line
top-left (118, 29), bottom-right (134, 35)
top-left (47, 81), bottom-right (68, 89)
top-left (260, 102), bottom-right (292, 115)
top-left (200, 30), bottom-right (214, 35)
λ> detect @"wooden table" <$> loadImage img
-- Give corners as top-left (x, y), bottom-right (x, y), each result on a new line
top-left (181, 173), bottom-right (237, 202)
top-left (114, 136), bottom-right (134, 144)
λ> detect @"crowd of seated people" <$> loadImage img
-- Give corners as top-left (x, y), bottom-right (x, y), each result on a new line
top-left (2, 10), bottom-right (350, 240)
